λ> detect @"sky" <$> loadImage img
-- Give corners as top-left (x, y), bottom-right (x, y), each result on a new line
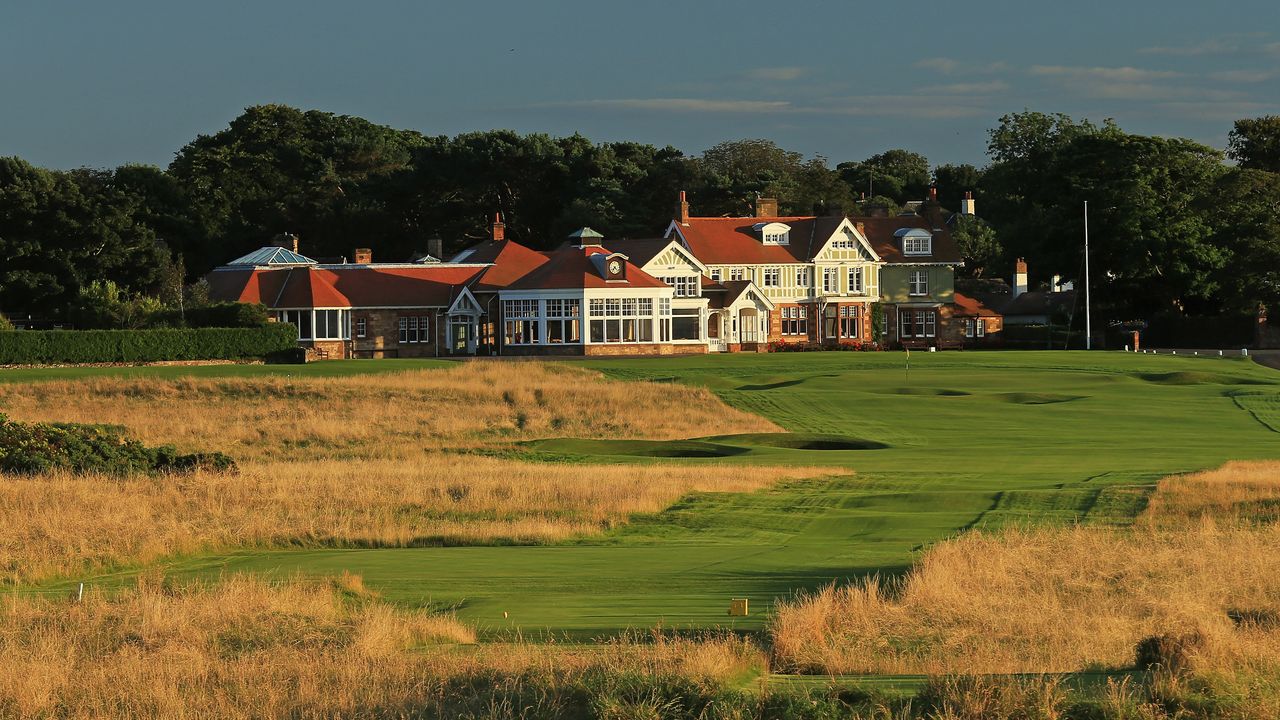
top-left (3, 1), bottom-right (1279, 171)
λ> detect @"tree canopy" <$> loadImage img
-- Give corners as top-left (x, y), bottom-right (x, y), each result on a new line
top-left (1, 104), bottom-right (1277, 325)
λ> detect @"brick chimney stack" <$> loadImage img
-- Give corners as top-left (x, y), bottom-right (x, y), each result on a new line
top-left (274, 232), bottom-right (299, 253)
top-left (676, 190), bottom-right (690, 225)
top-left (353, 248), bottom-right (372, 264)
top-left (491, 213), bottom-right (505, 242)
top-left (1014, 258), bottom-right (1029, 298)
top-left (922, 185), bottom-right (944, 229)
top-left (754, 196), bottom-right (779, 218)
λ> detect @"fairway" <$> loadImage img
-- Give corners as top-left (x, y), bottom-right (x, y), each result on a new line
top-left (56, 351), bottom-right (1280, 638)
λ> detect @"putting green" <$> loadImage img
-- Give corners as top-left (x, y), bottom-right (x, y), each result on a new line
top-left (53, 352), bottom-right (1280, 637)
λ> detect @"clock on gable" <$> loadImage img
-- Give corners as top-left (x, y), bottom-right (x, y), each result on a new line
top-left (604, 254), bottom-right (627, 280)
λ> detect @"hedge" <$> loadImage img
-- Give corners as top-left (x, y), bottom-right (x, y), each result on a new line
top-left (0, 413), bottom-right (236, 475)
top-left (0, 325), bottom-right (299, 365)
top-left (150, 302), bottom-right (271, 329)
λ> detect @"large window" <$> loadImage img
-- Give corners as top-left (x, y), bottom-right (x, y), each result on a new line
top-left (839, 305), bottom-right (860, 339)
top-left (545, 298), bottom-right (581, 344)
top-left (589, 297), bottom-right (655, 343)
top-left (504, 299), bottom-right (540, 345)
top-left (659, 276), bottom-right (699, 298)
top-left (277, 310), bottom-right (349, 341)
top-left (782, 306), bottom-right (808, 336)
top-left (762, 267), bottom-right (780, 287)
top-left (900, 309), bottom-right (937, 338)
top-left (672, 308), bottom-right (700, 341)
top-left (908, 270), bottom-right (929, 296)
top-left (398, 315), bottom-right (431, 344)
top-left (822, 268), bottom-right (838, 294)
top-left (848, 266), bottom-right (864, 295)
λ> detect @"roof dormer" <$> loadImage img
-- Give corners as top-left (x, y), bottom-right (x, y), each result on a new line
top-left (752, 221), bottom-right (791, 246)
top-left (894, 227), bottom-right (933, 256)
top-left (590, 252), bottom-right (629, 281)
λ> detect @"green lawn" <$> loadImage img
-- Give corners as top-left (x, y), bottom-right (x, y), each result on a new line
top-left (38, 351), bottom-right (1280, 639)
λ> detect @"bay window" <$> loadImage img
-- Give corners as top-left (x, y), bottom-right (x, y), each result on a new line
top-left (589, 296), bottom-right (656, 343)
top-left (277, 309), bottom-right (349, 341)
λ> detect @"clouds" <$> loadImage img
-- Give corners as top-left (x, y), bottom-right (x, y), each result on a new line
top-left (548, 98), bottom-right (792, 113)
top-left (1028, 65), bottom-right (1181, 82)
top-left (1139, 33), bottom-right (1268, 56)
top-left (914, 57), bottom-right (1008, 75)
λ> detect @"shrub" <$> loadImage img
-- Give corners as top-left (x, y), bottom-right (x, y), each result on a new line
top-left (151, 302), bottom-right (271, 329)
top-left (1135, 630), bottom-right (1207, 672)
top-left (0, 413), bottom-right (235, 476)
top-left (0, 325), bottom-right (297, 365)
top-left (0, 314), bottom-right (13, 332)
top-left (768, 340), bottom-right (879, 353)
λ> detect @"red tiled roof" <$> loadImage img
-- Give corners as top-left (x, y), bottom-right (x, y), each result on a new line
top-left (207, 265), bottom-right (485, 309)
top-left (458, 239), bottom-right (552, 291)
top-left (671, 217), bottom-right (844, 265)
top-left (953, 292), bottom-right (1002, 318)
top-left (853, 215), bottom-right (963, 264)
top-left (506, 245), bottom-right (670, 290)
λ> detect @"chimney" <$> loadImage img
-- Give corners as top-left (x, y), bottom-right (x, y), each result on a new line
top-left (1014, 258), bottom-right (1029, 298)
top-left (754, 196), bottom-right (778, 218)
top-left (922, 185), bottom-right (943, 230)
top-left (960, 190), bottom-right (976, 216)
top-left (428, 236), bottom-right (444, 261)
top-left (676, 190), bottom-right (690, 225)
top-left (491, 213), bottom-right (505, 242)
top-left (1051, 273), bottom-right (1061, 293)
top-left (354, 247), bottom-right (372, 264)
top-left (274, 232), bottom-right (299, 253)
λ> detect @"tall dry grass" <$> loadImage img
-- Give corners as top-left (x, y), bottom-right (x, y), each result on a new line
top-left (0, 363), bottom-right (779, 461)
top-left (0, 363), bottom-right (815, 584)
top-left (0, 457), bottom-right (816, 584)
top-left (770, 462), bottom-right (1280, 677)
top-left (0, 574), bottom-right (762, 719)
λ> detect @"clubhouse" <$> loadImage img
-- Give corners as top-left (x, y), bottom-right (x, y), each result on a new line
top-left (208, 191), bottom-right (1000, 358)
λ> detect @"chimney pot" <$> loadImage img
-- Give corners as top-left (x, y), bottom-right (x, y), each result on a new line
top-left (491, 213), bottom-right (505, 242)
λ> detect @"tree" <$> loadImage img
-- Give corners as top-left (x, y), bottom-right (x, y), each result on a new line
top-left (169, 104), bottom-right (429, 267)
top-left (951, 215), bottom-right (1002, 278)
top-left (1227, 116), bottom-right (1280, 172)
top-left (0, 157), bottom-right (169, 316)
top-left (933, 163), bottom-right (983, 210)
top-left (694, 139), bottom-right (806, 216)
top-left (838, 149), bottom-right (931, 205)
top-left (1206, 168), bottom-right (1280, 311)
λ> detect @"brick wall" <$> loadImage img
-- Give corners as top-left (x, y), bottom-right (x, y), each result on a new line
top-left (350, 309), bottom-right (444, 359)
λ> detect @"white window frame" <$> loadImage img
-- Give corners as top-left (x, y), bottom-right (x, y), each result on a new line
top-left (589, 296), bottom-right (656, 344)
top-left (848, 266), bottom-right (864, 295)
top-left (504, 299), bottom-right (540, 345)
top-left (908, 270), bottom-right (929, 296)
top-left (729, 268), bottom-right (745, 282)
top-left (822, 267), bottom-right (839, 294)
top-left (660, 276), bottom-right (699, 298)
top-left (762, 267), bottom-right (781, 287)
top-left (903, 234), bottom-right (932, 255)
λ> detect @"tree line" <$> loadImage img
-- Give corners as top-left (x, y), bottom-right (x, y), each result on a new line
top-left (1, 104), bottom-right (1277, 325)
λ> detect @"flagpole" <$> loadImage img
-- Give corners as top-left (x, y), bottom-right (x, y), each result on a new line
top-left (1084, 200), bottom-right (1092, 351)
